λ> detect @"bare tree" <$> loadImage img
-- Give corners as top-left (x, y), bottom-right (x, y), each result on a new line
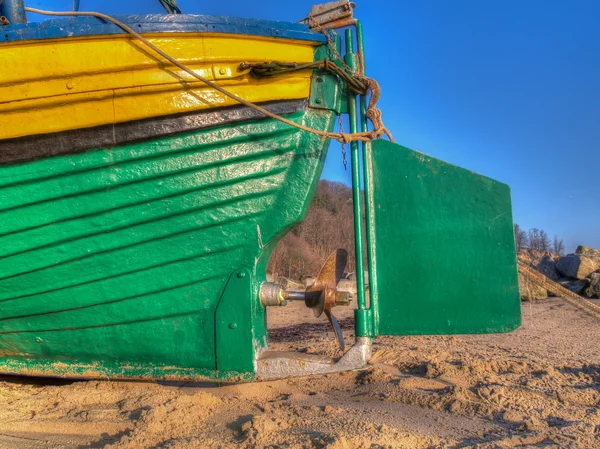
top-left (538, 230), bottom-right (551, 251)
top-left (553, 235), bottom-right (565, 256)
top-left (528, 228), bottom-right (540, 250)
top-left (269, 180), bottom-right (357, 279)
top-left (514, 224), bottom-right (528, 250)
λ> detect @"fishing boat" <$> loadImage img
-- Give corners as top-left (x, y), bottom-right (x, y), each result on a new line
top-left (0, 0), bottom-right (521, 381)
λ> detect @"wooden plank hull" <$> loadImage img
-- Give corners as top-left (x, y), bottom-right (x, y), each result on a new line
top-left (0, 17), bottom-right (335, 380)
top-left (0, 104), bottom-right (335, 380)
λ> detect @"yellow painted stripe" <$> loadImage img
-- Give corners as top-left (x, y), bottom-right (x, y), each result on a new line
top-left (0, 33), bottom-right (317, 140)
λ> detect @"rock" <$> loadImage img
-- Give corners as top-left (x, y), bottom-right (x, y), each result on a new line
top-left (558, 278), bottom-right (589, 295)
top-left (576, 245), bottom-right (600, 261)
top-left (517, 249), bottom-right (544, 266)
top-left (585, 273), bottom-right (600, 298)
top-left (556, 254), bottom-right (598, 279)
top-left (534, 255), bottom-right (560, 280)
top-left (518, 273), bottom-right (548, 301)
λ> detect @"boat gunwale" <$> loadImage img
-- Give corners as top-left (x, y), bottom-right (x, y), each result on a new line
top-left (1, 13), bottom-right (328, 44)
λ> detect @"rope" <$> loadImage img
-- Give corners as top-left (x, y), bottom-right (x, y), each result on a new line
top-left (517, 261), bottom-right (600, 320)
top-left (24, 7), bottom-right (394, 144)
top-left (306, 13), bottom-right (393, 142)
top-left (158, 0), bottom-right (181, 15)
top-left (240, 60), bottom-right (367, 95)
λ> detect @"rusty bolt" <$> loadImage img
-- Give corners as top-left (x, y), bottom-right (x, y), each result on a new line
top-left (334, 291), bottom-right (351, 306)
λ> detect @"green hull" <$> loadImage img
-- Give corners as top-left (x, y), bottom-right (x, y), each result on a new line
top-left (0, 107), bottom-right (334, 380)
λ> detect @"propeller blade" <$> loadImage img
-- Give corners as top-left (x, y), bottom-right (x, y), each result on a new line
top-left (312, 248), bottom-right (348, 290)
top-left (325, 309), bottom-right (345, 352)
top-left (334, 249), bottom-right (347, 286)
top-left (306, 249), bottom-right (348, 317)
top-left (303, 249), bottom-right (348, 351)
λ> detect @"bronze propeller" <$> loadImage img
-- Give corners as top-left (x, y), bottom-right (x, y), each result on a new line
top-left (304, 249), bottom-right (349, 351)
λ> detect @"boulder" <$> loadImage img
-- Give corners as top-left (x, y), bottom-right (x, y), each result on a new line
top-left (534, 255), bottom-right (560, 281)
top-left (518, 273), bottom-right (548, 301)
top-left (556, 254), bottom-right (598, 280)
top-left (585, 273), bottom-right (600, 298)
top-left (517, 249), bottom-right (549, 266)
top-left (576, 245), bottom-right (600, 261)
top-left (558, 278), bottom-right (589, 295)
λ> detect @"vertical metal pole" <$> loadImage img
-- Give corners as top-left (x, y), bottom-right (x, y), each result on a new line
top-left (356, 20), bottom-right (378, 335)
top-left (344, 28), bottom-right (371, 337)
top-left (2, 0), bottom-right (27, 24)
top-left (73, 0), bottom-right (81, 12)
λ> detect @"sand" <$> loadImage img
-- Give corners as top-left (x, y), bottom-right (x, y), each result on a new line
top-left (0, 297), bottom-right (599, 448)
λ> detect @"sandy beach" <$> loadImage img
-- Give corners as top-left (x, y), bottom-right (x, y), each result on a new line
top-left (0, 297), bottom-right (599, 448)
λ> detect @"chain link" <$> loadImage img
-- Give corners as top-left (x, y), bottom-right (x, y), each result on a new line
top-left (338, 115), bottom-right (348, 170)
top-left (307, 14), bottom-right (363, 80)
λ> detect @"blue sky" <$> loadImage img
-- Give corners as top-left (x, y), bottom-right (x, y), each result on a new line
top-left (25, 0), bottom-right (600, 252)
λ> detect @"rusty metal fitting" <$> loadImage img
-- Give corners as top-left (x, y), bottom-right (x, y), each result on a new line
top-left (259, 282), bottom-right (287, 307)
top-left (335, 290), bottom-right (351, 306)
top-left (301, 0), bottom-right (356, 30)
top-left (1, 16), bottom-right (10, 26)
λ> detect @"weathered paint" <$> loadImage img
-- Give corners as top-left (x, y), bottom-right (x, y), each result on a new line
top-left (367, 139), bottom-right (521, 336)
top-left (0, 100), bottom-right (307, 166)
top-left (0, 107), bottom-right (335, 380)
top-left (3, 14), bottom-right (327, 43)
top-left (0, 32), bottom-right (317, 140)
top-left (1, 0), bottom-right (27, 25)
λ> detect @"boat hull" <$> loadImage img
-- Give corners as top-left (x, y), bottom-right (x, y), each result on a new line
top-left (0, 103), bottom-right (334, 381)
top-left (0, 14), bottom-right (337, 379)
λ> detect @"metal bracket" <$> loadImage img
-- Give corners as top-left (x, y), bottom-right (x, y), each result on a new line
top-left (256, 337), bottom-right (371, 380)
top-left (215, 268), bottom-right (256, 374)
top-left (309, 73), bottom-right (343, 114)
top-left (300, 0), bottom-right (356, 29)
